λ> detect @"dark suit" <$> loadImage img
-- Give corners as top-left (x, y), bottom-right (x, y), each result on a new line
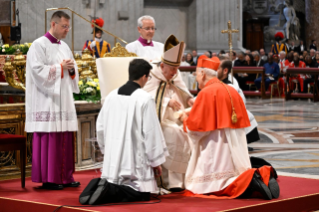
top-left (254, 59), bottom-right (265, 67)
top-left (290, 46), bottom-right (298, 52)
top-left (303, 60), bottom-right (319, 93)
top-left (192, 56), bottom-right (198, 66)
top-left (296, 45), bottom-right (307, 54)
top-left (309, 44), bottom-right (317, 51)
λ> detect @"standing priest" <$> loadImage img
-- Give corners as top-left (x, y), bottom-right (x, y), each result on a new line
top-left (180, 57), bottom-right (279, 200)
top-left (143, 35), bottom-right (194, 191)
top-left (25, 11), bottom-right (80, 190)
top-left (126, 15), bottom-right (164, 61)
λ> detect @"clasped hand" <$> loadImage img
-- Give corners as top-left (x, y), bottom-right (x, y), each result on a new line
top-left (61, 59), bottom-right (75, 70)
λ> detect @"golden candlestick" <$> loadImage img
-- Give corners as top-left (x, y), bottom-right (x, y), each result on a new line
top-left (12, 49), bottom-right (26, 86)
top-left (221, 21), bottom-right (239, 82)
top-left (3, 56), bottom-right (25, 91)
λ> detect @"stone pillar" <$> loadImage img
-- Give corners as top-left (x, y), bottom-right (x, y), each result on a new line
top-left (305, 0), bottom-right (319, 47)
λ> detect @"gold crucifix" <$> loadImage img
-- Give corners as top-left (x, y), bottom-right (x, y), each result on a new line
top-left (221, 21), bottom-right (239, 82)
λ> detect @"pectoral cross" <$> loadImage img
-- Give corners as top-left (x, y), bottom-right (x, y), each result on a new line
top-left (221, 21), bottom-right (239, 82)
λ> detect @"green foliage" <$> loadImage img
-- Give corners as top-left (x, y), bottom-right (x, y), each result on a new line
top-left (73, 77), bottom-right (101, 104)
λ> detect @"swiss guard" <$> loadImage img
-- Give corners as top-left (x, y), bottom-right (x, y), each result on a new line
top-left (271, 32), bottom-right (288, 55)
top-left (82, 17), bottom-right (111, 58)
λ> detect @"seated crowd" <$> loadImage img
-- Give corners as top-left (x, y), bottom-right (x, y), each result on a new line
top-left (182, 42), bottom-right (319, 95)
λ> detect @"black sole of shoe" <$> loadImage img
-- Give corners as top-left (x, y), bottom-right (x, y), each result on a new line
top-left (88, 179), bottom-right (109, 205)
top-left (268, 177), bottom-right (280, 199)
top-left (255, 178), bottom-right (272, 200)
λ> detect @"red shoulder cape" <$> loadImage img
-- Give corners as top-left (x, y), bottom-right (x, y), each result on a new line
top-left (185, 78), bottom-right (250, 132)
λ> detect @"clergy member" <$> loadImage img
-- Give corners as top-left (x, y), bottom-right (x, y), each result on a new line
top-left (25, 11), bottom-right (80, 190)
top-left (89, 59), bottom-right (168, 205)
top-left (143, 35), bottom-right (194, 191)
top-left (216, 58), bottom-right (260, 146)
top-left (126, 15), bottom-right (164, 61)
top-left (82, 17), bottom-right (111, 58)
top-left (180, 57), bottom-right (279, 200)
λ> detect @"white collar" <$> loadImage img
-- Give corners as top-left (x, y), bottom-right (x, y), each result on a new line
top-left (95, 37), bottom-right (103, 42)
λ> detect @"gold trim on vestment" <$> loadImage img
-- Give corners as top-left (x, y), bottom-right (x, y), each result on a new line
top-left (208, 79), bottom-right (237, 124)
top-left (155, 81), bottom-right (167, 123)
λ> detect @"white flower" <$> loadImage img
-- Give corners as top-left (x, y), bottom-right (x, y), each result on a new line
top-left (85, 87), bottom-right (94, 93)
top-left (2, 49), bottom-right (5, 52)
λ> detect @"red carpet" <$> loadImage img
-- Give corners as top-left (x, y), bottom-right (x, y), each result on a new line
top-left (1, 170), bottom-right (319, 212)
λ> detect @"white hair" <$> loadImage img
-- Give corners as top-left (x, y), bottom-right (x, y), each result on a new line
top-left (310, 49), bottom-right (316, 53)
top-left (202, 68), bottom-right (217, 77)
top-left (137, 15), bottom-right (155, 28)
top-left (252, 51), bottom-right (260, 57)
top-left (279, 51), bottom-right (286, 55)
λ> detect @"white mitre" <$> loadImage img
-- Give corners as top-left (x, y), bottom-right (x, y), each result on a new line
top-left (161, 34), bottom-right (186, 67)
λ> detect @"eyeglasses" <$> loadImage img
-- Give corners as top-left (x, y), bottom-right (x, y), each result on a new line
top-left (55, 22), bottom-right (72, 30)
top-left (140, 27), bottom-right (157, 31)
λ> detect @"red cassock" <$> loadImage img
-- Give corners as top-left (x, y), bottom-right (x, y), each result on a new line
top-left (289, 61), bottom-right (306, 92)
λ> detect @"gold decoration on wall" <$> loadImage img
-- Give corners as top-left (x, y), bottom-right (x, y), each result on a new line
top-left (103, 43), bottom-right (138, 57)
top-left (3, 56), bottom-right (25, 91)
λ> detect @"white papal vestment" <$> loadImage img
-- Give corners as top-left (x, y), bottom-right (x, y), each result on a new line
top-left (143, 64), bottom-right (193, 188)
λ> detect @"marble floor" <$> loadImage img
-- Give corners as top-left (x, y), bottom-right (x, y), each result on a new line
top-left (246, 98), bottom-right (319, 179)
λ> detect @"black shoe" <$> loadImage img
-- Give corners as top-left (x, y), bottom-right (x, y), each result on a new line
top-left (41, 183), bottom-right (63, 190)
top-left (64, 181), bottom-right (81, 188)
top-left (88, 178), bottom-right (110, 205)
top-left (248, 147), bottom-right (254, 152)
top-left (268, 176), bottom-right (280, 199)
top-left (169, 187), bottom-right (185, 192)
top-left (249, 173), bottom-right (272, 200)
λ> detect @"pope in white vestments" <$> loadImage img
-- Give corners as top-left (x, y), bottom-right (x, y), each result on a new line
top-left (91, 59), bottom-right (168, 205)
top-left (143, 35), bottom-right (194, 190)
top-left (180, 57), bottom-right (280, 200)
top-left (25, 11), bottom-right (80, 190)
top-left (125, 15), bottom-right (163, 61)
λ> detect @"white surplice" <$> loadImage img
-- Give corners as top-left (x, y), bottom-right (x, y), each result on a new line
top-left (143, 64), bottom-right (193, 187)
top-left (125, 40), bottom-right (164, 61)
top-left (185, 128), bottom-right (252, 194)
top-left (25, 37), bottom-right (79, 133)
top-left (228, 76), bottom-right (258, 134)
top-left (96, 88), bottom-right (168, 193)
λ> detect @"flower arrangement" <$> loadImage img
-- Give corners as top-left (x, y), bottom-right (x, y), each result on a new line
top-left (0, 43), bottom-right (32, 55)
top-left (74, 78), bottom-right (101, 103)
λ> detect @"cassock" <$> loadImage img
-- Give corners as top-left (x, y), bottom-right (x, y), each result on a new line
top-left (96, 81), bottom-right (168, 193)
top-left (143, 64), bottom-right (193, 188)
top-left (183, 77), bottom-right (253, 195)
top-left (126, 36), bottom-right (164, 61)
top-left (25, 32), bottom-right (79, 185)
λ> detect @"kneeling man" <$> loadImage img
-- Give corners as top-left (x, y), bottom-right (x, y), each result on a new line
top-left (87, 59), bottom-right (168, 205)
top-left (181, 57), bottom-right (279, 200)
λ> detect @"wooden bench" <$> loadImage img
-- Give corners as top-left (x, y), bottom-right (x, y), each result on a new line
top-left (285, 68), bottom-right (319, 102)
top-left (232, 67), bottom-right (267, 99)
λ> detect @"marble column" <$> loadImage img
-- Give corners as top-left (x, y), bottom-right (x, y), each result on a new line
top-left (305, 0), bottom-right (319, 47)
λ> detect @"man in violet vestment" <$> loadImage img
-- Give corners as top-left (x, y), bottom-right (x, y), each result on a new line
top-left (25, 11), bottom-right (80, 190)
top-left (126, 15), bottom-right (164, 61)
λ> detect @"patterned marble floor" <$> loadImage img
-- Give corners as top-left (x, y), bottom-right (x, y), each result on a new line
top-left (246, 98), bottom-right (319, 178)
